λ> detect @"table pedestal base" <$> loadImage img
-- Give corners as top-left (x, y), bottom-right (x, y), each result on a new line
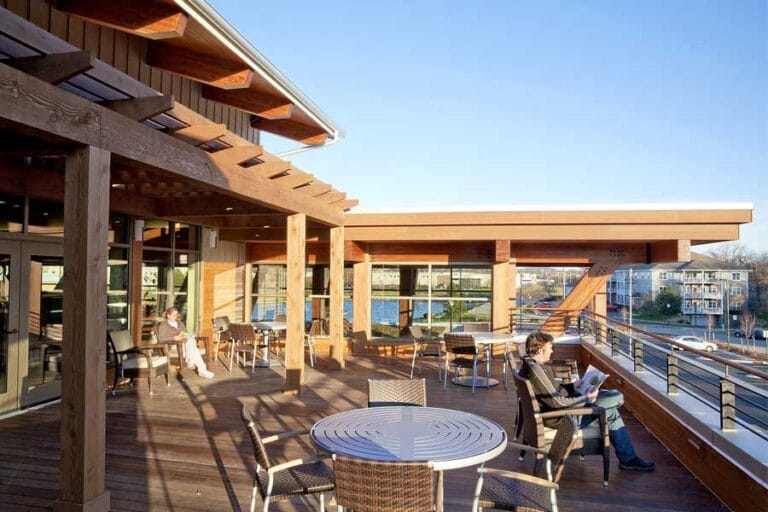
top-left (452, 376), bottom-right (499, 387)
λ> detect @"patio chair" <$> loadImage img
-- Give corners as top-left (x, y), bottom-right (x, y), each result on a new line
top-left (304, 319), bottom-right (325, 367)
top-left (408, 325), bottom-right (445, 381)
top-left (333, 455), bottom-right (434, 512)
top-left (368, 378), bottom-right (427, 407)
top-left (472, 416), bottom-right (579, 512)
top-left (212, 316), bottom-right (232, 368)
top-left (240, 404), bottom-right (333, 512)
top-left (107, 329), bottom-right (170, 395)
top-left (443, 333), bottom-right (487, 394)
top-left (513, 370), bottom-right (610, 486)
top-left (229, 323), bottom-right (266, 373)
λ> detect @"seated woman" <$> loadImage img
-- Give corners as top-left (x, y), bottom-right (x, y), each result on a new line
top-left (157, 307), bottom-right (214, 379)
top-left (520, 331), bottom-right (654, 471)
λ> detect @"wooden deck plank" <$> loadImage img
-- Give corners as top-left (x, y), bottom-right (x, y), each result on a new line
top-left (0, 354), bottom-right (729, 512)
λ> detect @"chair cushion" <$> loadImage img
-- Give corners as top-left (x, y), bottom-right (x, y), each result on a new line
top-left (122, 355), bottom-right (168, 370)
top-left (544, 421), bottom-right (600, 441)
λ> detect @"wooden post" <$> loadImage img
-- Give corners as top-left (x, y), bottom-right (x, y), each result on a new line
top-left (492, 262), bottom-right (510, 332)
top-left (352, 257), bottom-right (371, 354)
top-left (508, 259), bottom-right (517, 330)
top-left (284, 213), bottom-right (306, 394)
top-left (129, 235), bottom-right (143, 345)
top-left (398, 267), bottom-right (415, 336)
top-left (54, 146), bottom-right (111, 512)
top-left (328, 226), bottom-right (345, 369)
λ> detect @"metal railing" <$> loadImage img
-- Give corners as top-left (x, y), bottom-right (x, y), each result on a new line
top-left (577, 311), bottom-right (768, 439)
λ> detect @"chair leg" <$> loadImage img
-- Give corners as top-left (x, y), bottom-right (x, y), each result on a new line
top-left (148, 374), bottom-right (153, 395)
top-left (262, 495), bottom-right (270, 512)
top-left (165, 371), bottom-right (170, 387)
top-left (603, 451), bottom-right (610, 486)
top-left (443, 358), bottom-right (449, 390)
top-left (319, 492), bottom-right (325, 512)
top-left (410, 348), bottom-right (417, 379)
top-left (472, 356), bottom-right (478, 394)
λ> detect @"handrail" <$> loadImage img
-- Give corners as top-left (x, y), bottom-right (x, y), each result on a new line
top-left (586, 311), bottom-right (768, 379)
top-left (578, 310), bottom-right (768, 437)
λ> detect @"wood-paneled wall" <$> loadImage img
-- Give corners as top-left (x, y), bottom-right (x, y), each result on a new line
top-left (2, 0), bottom-right (258, 143)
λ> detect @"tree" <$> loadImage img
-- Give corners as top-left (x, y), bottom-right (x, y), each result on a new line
top-left (654, 288), bottom-right (682, 317)
top-left (740, 311), bottom-right (757, 348)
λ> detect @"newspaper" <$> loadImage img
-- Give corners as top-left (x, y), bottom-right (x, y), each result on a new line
top-left (574, 364), bottom-right (608, 395)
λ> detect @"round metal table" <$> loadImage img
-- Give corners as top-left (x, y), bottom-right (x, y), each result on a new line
top-left (310, 406), bottom-right (507, 511)
top-left (449, 332), bottom-right (524, 388)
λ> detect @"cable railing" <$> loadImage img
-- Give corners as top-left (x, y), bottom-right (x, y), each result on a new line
top-left (577, 311), bottom-right (768, 439)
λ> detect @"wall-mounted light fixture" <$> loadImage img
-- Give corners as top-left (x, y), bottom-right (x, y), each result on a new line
top-left (208, 228), bottom-right (219, 249)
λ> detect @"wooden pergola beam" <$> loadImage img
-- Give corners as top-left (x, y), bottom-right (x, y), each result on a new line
top-left (272, 171), bottom-right (314, 189)
top-left (0, 61), bottom-right (343, 225)
top-left (209, 145), bottom-right (264, 166)
top-left (202, 86), bottom-right (294, 120)
top-left (54, 0), bottom-right (188, 40)
top-left (4, 50), bottom-right (95, 84)
top-left (147, 43), bottom-right (253, 89)
top-left (250, 117), bottom-right (328, 145)
top-left (172, 123), bottom-right (227, 146)
top-left (100, 95), bottom-right (175, 121)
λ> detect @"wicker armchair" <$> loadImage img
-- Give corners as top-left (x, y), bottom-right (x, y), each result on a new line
top-left (442, 333), bottom-right (487, 393)
top-left (368, 378), bottom-right (427, 407)
top-left (212, 316), bottom-right (231, 368)
top-left (333, 455), bottom-right (434, 512)
top-left (472, 416), bottom-right (579, 512)
top-left (408, 325), bottom-right (445, 381)
top-left (229, 323), bottom-right (266, 373)
top-left (513, 371), bottom-right (610, 486)
top-left (108, 330), bottom-right (170, 395)
top-left (240, 404), bottom-right (333, 512)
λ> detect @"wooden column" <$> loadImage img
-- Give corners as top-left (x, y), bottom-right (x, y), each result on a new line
top-left (129, 235), bottom-right (143, 345)
top-left (492, 241), bottom-right (511, 332)
top-left (508, 259), bottom-right (517, 331)
top-left (284, 213), bottom-right (306, 394)
top-left (55, 146), bottom-right (111, 512)
top-left (328, 226), bottom-right (345, 370)
top-left (352, 256), bottom-right (371, 354)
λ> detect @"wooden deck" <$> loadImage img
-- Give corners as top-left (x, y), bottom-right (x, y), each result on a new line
top-left (0, 354), bottom-right (728, 511)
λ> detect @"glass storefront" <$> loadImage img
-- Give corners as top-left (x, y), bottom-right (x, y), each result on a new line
top-left (372, 264), bottom-right (491, 337)
top-left (141, 221), bottom-right (199, 333)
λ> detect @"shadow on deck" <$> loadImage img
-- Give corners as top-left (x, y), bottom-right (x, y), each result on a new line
top-left (0, 354), bottom-right (728, 511)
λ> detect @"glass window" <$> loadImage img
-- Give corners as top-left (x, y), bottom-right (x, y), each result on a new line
top-left (732, 273), bottom-right (741, 281)
top-left (251, 265), bottom-right (287, 321)
top-left (109, 214), bottom-right (129, 245)
top-left (107, 247), bottom-right (129, 332)
top-left (0, 193), bottom-right (24, 232)
top-left (143, 219), bottom-right (172, 248)
top-left (173, 223), bottom-right (199, 251)
top-left (27, 198), bottom-right (64, 237)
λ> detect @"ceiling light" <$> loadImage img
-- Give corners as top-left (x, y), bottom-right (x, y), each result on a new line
top-left (225, 207), bottom-right (234, 212)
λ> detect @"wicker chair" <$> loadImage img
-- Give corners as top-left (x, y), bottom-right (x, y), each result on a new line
top-left (513, 371), bottom-right (610, 486)
top-left (212, 316), bottom-right (232, 368)
top-left (107, 330), bottom-right (170, 395)
top-left (368, 378), bottom-right (427, 407)
top-left (333, 455), bottom-right (434, 512)
top-left (240, 404), bottom-right (333, 512)
top-left (408, 325), bottom-right (445, 381)
top-left (229, 323), bottom-right (267, 373)
top-left (472, 416), bottom-right (579, 512)
top-left (442, 333), bottom-right (487, 394)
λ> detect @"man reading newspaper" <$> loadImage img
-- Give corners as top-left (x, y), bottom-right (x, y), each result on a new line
top-left (520, 331), bottom-right (655, 471)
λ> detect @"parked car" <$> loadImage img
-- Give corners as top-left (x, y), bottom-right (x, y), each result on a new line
top-left (735, 329), bottom-right (767, 340)
top-left (671, 335), bottom-right (718, 352)
top-left (606, 303), bottom-right (620, 312)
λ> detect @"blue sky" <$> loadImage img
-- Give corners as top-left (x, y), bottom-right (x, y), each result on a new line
top-left (210, 0), bottom-right (767, 251)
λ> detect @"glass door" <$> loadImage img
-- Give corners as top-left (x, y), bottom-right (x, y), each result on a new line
top-left (0, 241), bottom-right (20, 414)
top-left (20, 242), bottom-right (64, 407)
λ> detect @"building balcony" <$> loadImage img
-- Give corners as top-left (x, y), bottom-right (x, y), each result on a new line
top-left (683, 306), bottom-right (723, 315)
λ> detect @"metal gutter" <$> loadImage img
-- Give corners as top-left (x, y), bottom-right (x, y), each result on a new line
top-left (174, 0), bottom-right (344, 143)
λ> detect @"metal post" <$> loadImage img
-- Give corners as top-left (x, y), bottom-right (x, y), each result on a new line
top-left (577, 315), bottom-right (582, 335)
top-left (720, 378), bottom-right (736, 431)
top-left (629, 268), bottom-right (633, 328)
top-left (610, 329), bottom-right (619, 357)
top-left (666, 353), bottom-right (678, 395)
top-left (633, 338), bottom-right (643, 372)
